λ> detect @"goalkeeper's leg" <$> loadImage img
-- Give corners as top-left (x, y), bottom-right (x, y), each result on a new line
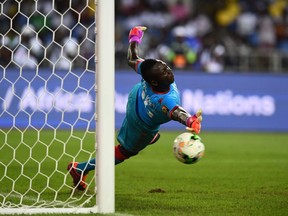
top-left (67, 144), bottom-right (138, 190)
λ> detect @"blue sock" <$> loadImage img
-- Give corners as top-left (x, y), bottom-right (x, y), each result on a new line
top-left (76, 157), bottom-right (125, 174)
top-left (77, 158), bottom-right (96, 174)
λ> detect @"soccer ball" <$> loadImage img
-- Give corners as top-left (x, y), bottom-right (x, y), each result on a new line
top-left (173, 132), bottom-right (205, 164)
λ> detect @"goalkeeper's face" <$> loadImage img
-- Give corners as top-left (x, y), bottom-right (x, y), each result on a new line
top-left (151, 60), bottom-right (174, 89)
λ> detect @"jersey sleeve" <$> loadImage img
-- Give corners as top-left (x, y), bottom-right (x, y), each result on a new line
top-left (136, 59), bottom-right (144, 75)
top-left (161, 91), bottom-right (180, 118)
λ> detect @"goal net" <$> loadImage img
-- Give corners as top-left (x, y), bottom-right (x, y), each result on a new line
top-left (0, 0), bottom-right (114, 214)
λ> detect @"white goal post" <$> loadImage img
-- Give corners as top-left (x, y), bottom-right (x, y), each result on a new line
top-left (96, 0), bottom-right (115, 213)
top-left (0, 0), bottom-right (115, 214)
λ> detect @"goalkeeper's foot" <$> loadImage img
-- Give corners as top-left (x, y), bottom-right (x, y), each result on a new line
top-left (67, 162), bottom-right (87, 191)
top-left (149, 133), bottom-right (160, 144)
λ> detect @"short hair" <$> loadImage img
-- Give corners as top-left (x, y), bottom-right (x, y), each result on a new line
top-left (140, 59), bottom-right (158, 83)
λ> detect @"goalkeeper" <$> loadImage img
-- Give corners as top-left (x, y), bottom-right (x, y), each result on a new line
top-left (68, 26), bottom-right (203, 190)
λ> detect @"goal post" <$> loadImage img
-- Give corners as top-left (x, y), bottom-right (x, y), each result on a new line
top-left (96, 0), bottom-right (115, 213)
top-left (0, 0), bottom-right (115, 214)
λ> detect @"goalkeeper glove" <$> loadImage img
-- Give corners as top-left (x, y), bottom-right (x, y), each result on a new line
top-left (128, 26), bottom-right (147, 44)
top-left (186, 109), bottom-right (203, 134)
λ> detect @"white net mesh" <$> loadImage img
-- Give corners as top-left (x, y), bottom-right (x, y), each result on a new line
top-left (0, 0), bottom-right (97, 212)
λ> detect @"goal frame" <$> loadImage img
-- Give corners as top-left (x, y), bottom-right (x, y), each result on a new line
top-left (95, 0), bottom-right (115, 213)
top-left (0, 0), bottom-right (115, 214)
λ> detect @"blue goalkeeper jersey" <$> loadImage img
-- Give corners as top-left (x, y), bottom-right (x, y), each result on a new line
top-left (135, 61), bottom-right (180, 127)
top-left (117, 61), bottom-right (181, 153)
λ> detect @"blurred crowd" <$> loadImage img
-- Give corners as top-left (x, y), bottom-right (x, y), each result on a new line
top-left (0, 0), bottom-right (287, 73)
top-left (116, 0), bottom-right (288, 72)
top-left (0, 0), bottom-right (95, 70)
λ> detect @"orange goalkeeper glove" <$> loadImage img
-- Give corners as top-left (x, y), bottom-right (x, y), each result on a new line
top-left (186, 109), bottom-right (203, 134)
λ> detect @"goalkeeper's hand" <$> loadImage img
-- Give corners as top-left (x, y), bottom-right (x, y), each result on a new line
top-left (186, 109), bottom-right (203, 134)
top-left (128, 26), bottom-right (147, 44)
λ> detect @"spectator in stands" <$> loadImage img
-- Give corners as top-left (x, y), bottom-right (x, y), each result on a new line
top-left (257, 8), bottom-right (277, 49)
top-left (201, 44), bottom-right (226, 73)
top-left (235, 3), bottom-right (258, 44)
top-left (13, 25), bottom-right (44, 69)
top-left (166, 26), bottom-right (198, 69)
top-left (169, 0), bottom-right (190, 24)
top-left (49, 37), bottom-right (79, 70)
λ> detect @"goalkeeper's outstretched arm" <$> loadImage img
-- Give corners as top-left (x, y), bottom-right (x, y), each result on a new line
top-left (127, 42), bottom-right (143, 71)
top-left (127, 26), bottom-right (146, 71)
top-left (171, 107), bottom-right (203, 134)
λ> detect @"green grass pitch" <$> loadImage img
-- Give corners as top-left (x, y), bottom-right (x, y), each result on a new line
top-left (0, 130), bottom-right (288, 216)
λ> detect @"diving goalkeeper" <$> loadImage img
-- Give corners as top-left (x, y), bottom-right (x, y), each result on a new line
top-left (68, 26), bottom-right (203, 190)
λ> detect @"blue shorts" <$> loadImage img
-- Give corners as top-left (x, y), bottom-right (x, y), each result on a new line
top-left (117, 83), bottom-right (159, 154)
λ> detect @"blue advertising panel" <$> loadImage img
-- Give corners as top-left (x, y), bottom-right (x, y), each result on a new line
top-left (1, 68), bottom-right (288, 131)
top-left (0, 69), bottom-right (96, 129)
top-left (115, 71), bottom-right (288, 132)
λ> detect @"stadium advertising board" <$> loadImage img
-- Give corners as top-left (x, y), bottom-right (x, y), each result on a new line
top-left (0, 69), bottom-right (287, 131)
